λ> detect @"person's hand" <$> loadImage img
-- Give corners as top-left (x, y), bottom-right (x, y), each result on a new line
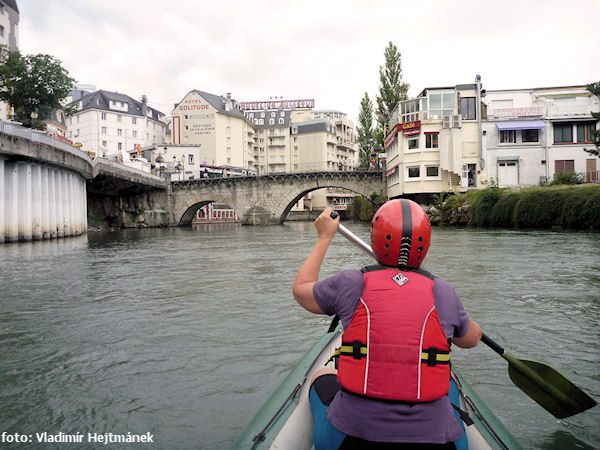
top-left (314, 207), bottom-right (339, 241)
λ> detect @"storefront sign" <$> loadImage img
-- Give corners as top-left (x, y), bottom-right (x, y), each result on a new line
top-left (401, 121), bottom-right (421, 136)
top-left (239, 98), bottom-right (315, 110)
top-left (493, 107), bottom-right (543, 117)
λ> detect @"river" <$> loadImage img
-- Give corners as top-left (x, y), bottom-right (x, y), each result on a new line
top-left (0, 222), bottom-right (598, 449)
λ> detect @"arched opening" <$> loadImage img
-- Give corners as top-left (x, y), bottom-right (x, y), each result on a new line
top-left (179, 201), bottom-right (241, 226)
top-left (280, 185), bottom-right (373, 223)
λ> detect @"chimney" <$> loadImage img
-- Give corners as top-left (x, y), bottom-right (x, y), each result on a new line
top-left (141, 95), bottom-right (148, 116)
top-left (225, 93), bottom-right (232, 112)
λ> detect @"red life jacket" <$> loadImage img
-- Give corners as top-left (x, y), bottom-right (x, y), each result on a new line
top-left (337, 267), bottom-right (451, 402)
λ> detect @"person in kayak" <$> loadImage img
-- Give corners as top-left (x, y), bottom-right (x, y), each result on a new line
top-left (293, 200), bottom-right (482, 449)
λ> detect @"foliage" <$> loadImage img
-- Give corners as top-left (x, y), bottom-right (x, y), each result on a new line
top-left (0, 45), bottom-right (75, 128)
top-left (356, 92), bottom-right (375, 169)
top-left (375, 42), bottom-right (409, 148)
top-left (347, 192), bottom-right (386, 222)
top-left (584, 81), bottom-right (600, 157)
top-left (462, 185), bottom-right (600, 230)
top-left (551, 170), bottom-right (584, 185)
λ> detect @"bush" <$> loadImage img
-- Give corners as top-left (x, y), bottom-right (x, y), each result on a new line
top-left (489, 191), bottom-right (520, 227)
top-left (347, 192), bottom-right (385, 222)
top-left (468, 188), bottom-right (502, 227)
top-left (551, 171), bottom-right (584, 185)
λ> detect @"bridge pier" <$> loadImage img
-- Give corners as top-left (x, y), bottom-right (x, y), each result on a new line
top-left (1, 158), bottom-right (88, 243)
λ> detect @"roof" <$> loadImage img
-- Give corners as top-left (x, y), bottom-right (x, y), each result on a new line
top-left (72, 90), bottom-right (166, 122)
top-left (175, 90), bottom-right (247, 120)
top-left (247, 109), bottom-right (292, 127)
top-left (2, 0), bottom-right (18, 13)
top-left (294, 119), bottom-right (331, 134)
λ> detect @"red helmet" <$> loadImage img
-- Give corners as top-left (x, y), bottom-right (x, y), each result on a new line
top-left (371, 199), bottom-right (431, 268)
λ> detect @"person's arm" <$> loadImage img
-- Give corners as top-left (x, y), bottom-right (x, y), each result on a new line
top-left (293, 208), bottom-right (339, 314)
top-left (452, 318), bottom-right (482, 348)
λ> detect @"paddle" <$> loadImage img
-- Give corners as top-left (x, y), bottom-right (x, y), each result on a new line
top-left (329, 211), bottom-right (597, 419)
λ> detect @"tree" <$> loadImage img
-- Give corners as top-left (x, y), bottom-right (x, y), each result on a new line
top-left (375, 42), bottom-right (409, 147)
top-left (0, 46), bottom-right (75, 129)
top-left (356, 92), bottom-right (375, 169)
top-left (584, 81), bottom-right (600, 157)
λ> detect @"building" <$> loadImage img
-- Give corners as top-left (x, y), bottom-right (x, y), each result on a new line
top-left (0, 0), bottom-right (19, 121)
top-left (384, 81), bottom-right (484, 200)
top-left (66, 90), bottom-right (167, 163)
top-left (482, 85), bottom-right (599, 186)
top-left (170, 91), bottom-right (255, 170)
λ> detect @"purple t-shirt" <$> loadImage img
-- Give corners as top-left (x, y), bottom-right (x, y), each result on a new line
top-left (313, 269), bottom-right (471, 444)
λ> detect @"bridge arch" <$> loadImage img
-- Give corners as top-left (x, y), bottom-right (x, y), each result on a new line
top-left (168, 171), bottom-right (386, 226)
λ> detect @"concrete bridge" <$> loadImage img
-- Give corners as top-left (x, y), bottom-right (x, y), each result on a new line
top-left (1, 121), bottom-right (386, 241)
top-left (0, 122), bottom-right (165, 242)
top-left (167, 171), bottom-right (386, 225)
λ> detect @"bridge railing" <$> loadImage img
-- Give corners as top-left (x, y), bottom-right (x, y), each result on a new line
top-left (0, 120), bottom-right (93, 164)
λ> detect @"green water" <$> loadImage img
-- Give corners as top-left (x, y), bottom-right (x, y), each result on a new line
top-left (0, 224), bottom-right (598, 449)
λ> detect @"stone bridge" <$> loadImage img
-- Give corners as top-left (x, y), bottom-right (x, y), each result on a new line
top-left (167, 171), bottom-right (386, 225)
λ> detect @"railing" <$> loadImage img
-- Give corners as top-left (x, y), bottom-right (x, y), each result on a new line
top-left (0, 120), bottom-right (93, 164)
top-left (586, 170), bottom-right (599, 183)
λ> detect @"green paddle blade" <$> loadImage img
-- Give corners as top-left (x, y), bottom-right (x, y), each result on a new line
top-left (503, 352), bottom-right (597, 419)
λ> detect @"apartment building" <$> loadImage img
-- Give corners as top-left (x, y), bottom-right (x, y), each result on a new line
top-left (171, 90), bottom-right (255, 170)
top-left (384, 82), bottom-right (483, 200)
top-left (0, 0), bottom-right (19, 121)
top-left (66, 90), bottom-right (167, 161)
top-left (483, 85), bottom-right (599, 186)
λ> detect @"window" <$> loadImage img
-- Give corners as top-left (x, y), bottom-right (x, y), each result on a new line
top-left (101, 112), bottom-right (107, 120)
top-left (522, 129), bottom-right (539, 143)
top-left (407, 166), bottom-right (420, 178)
top-left (500, 130), bottom-right (516, 143)
top-left (132, 131), bottom-right (137, 138)
top-left (117, 129), bottom-right (122, 136)
top-left (459, 97), bottom-right (476, 120)
top-left (407, 136), bottom-right (419, 150)
top-left (132, 117), bottom-right (137, 124)
top-left (118, 143), bottom-right (122, 150)
top-left (0, 25), bottom-right (4, 38)
top-left (555, 160), bottom-right (575, 174)
top-left (117, 114), bottom-right (122, 122)
top-left (269, 118), bottom-right (275, 125)
top-left (279, 118), bottom-right (284, 125)
top-left (280, 111), bottom-right (285, 117)
top-left (425, 133), bottom-right (438, 148)
top-left (577, 123), bottom-right (596, 142)
top-left (101, 140), bottom-right (107, 147)
top-left (188, 154), bottom-right (194, 164)
top-left (554, 123), bottom-right (573, 143)
top-left (226, 126), bottom-right (231, 135)
top-left (101, 127), bottom-right (107, 134)
top-left (426, 166), bottom-right (439, 177)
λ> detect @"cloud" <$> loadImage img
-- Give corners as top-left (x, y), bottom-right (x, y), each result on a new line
top-left (17, 0), bottom-right (600, 122)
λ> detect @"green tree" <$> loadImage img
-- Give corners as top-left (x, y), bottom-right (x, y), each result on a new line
top-left (375, 42), bottom-right (409, 147)
top-left (584, 81), bottom-right (600, 157)
top-left (356, 92), bottom-right (374, 169)
top-left (0, 46), bottom-right (75, 128)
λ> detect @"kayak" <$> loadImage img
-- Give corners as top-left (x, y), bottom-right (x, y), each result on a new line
top-left (232, 326), bottom-right (523, 450)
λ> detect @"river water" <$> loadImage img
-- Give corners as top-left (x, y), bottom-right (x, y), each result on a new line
top-left (0, 222), bottom-right (598, 449)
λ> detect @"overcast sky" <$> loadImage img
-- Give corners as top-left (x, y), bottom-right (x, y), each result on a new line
top-left (18, 0), bottom-right (600, 123)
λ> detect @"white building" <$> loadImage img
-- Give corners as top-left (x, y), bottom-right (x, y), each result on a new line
top-left (384, 82), bottom-right (483, 200)
top-left (0, 0), bottom-right (19, 121)
top-left (483, 85), bottom-right (599, 187)
top-left (66, 90), bottom-right (167, 167)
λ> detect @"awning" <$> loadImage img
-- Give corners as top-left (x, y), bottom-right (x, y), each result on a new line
top-left (497, 156), bottom-right (520, 161)
top-left (385, 165), bottom-right (398, 177)
top-left (496, 120), bottom-right (546, 130)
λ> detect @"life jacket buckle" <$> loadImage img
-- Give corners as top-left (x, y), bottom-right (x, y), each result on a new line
top-left (352, 340), bottom-right (363, 360)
